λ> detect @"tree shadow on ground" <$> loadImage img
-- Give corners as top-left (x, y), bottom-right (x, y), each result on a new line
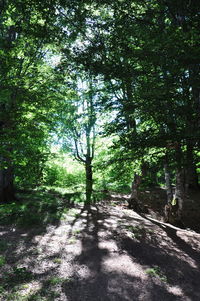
top-left (0, 190), bottom-right (85, 300)
top-left (143, 216), bottom-right (200, 264)
top-left (61, 207), bottom-right (186, 301)
top-left (114, 213), bottom-right (200, 301)
top-left (1, 201), bottom-right (200, 300)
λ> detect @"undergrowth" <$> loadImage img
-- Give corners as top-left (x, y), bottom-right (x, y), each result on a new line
top-left (0, 188), bottom-right (84, 228)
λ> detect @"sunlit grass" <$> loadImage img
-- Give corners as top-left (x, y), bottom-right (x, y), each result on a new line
top-left (53, 257), bottom-right (62, 264)
top-left (145, 266), bottom-right (168, 283)
top-left (0, 255), bottom-right (6, 267)
top-left (0, 188), bottom-right (83, 228)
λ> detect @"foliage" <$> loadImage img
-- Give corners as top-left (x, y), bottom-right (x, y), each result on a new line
top-left (0, 255), bottom-right (6, 267)
top-left (145, 266), bottom-right (168, 283)
top-left (0, 0), bottom-right (199, 217)
top-left (0, 189), bottom-right (83, 227)
top-left (43, 151), bottom-right (85, 188)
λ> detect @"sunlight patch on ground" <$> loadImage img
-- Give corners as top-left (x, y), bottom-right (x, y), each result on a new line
top-left (99, 240), bottom-right (119, 253)
top-left (14, 240), bottom-right (26, 256)
top-left (0, 229), bottom-right (9, 236)
top-left (74, 264), bottom-right (91, 279)
top-left (59, 262), bottom-right (75, 278)
top-left (103, 254), bottom-right (148, 280)
top-left (167, 285), bottom-right (184, 297)
top-left (103, 218), bottom-right (118, 229)
top-left (19, 280), bottom-right (42, 297)
top-left (110, 193), bottom-right (130, 199)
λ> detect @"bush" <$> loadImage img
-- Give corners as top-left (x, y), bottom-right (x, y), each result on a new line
top-left (43, 153), bottom-right (85, 188)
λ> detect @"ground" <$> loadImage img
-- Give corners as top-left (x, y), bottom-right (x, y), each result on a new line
top-left (0, 190), bottom-right (200, 300)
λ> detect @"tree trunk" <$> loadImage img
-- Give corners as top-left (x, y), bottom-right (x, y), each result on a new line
top-left (164, 159), bottom-right (173, 204)
top-left (174, 167), bottom-right (184, 221)
top-left (0, 166), bottom-right (15, 203)
top-left (85, 156), bottom-right (93, 205)
top-left (163, 156), bottom-right (173, 222)
top-left (173, 146), bottom-right (184, 221)
top-left (164, 146), bottom-right (184, 224)
top-left (185, 144), bottom-right (199, 192)
top-left (185, 64), bottom-right (200, 192)
top-left (149, 167), bottom-right (158, 186)
top-left (128, 163), bottom-right (147, 212)
top-left (128, 174), bottom-right (142, 211)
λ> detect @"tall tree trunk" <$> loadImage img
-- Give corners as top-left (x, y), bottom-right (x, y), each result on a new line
top-left (174, 167), bottom-right (184, 221)
top-left (163, 155), bottom-right (173, 222)
top-left (164, 156), bottom-right (173, 204)
top-left (185, 143), bottom-right (199, 192)
top-left (85, 156), bottom-right (93, 205)
top-left (128, 163), bottom-right (146, 212)
top-left (149, 167), bottom-right (158, 186)
top-left (164, 146), bottom-right (184, 224)
top-left (0, 165), bottom-right (15, 203)
top-left (128, 174), bottom-right (142, 211)
top-left (185, 64), bottom-right (200, 192)
top-left (174, 146), bottom-right (184, 221)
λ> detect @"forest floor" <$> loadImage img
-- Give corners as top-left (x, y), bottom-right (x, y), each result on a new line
top-left (0, 189), bottom-right (200, 300)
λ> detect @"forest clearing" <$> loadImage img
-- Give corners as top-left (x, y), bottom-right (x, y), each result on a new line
top-left (0, 0), bottom-right (200, 300)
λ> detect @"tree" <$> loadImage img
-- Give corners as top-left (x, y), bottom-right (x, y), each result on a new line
top-left (57, 74), bottom-right (103, 204)
top-left (0, 0), bottom-right (65, 201)
top-left (62, 0), bottom-right (200, 220)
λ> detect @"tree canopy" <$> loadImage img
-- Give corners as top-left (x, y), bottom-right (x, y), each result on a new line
top-left (0, 0), bottom-right (199, 222)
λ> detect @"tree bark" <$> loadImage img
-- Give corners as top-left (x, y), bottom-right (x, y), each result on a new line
top-left (128, 173), bottom-right (142, 211)
top-left (173, 146), bottom-right (184, 221)
top-left (163, 155), bottom-right (173, 222)
top-left (185, 143), bottom-right (199, 192)
top-left (85, 156), bottom-right (93, 205)
top-left (164, 146), bottom-right (185, 224)
top-left (185, 64), bottom-right (200, 192)
top-left (174, 167), bottom-right (184, 221)
top-left (164, 158), bottom-right (173, 204)
top-left (0, 165), bottom-right (15, 203)
top-left (128, 163), bottom-right (147, 212)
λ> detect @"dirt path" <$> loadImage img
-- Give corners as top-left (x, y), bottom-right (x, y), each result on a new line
top-left (0, 201), bottom-right (200, 300)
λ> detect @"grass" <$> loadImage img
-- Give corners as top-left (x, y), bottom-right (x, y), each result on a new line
top-left (46, 276), bottom-right (64, 285)
top-left (0, 188), bottom-right (82, 228)
top-left (0, 267), bottom-right (34, 301)
top-left (3, 281), bottom-right (62, 301)
top-left (0, 240), bottom-right (9, 252)
top-left (126, 225), bottom-right (144, 239)
top-left (68, 237), bottom-right (76, 244)
top-left (73, 229), bottom-right (81, 235)
top-left (68, 208), bottom-right (80, 217)
top-left (53, 257), bottom-right (62, 264)
top-left (125, 225), bottom-right (154, 240)
top-left (0, 255), bottom-right (6, 266)
top-left (31, 248), bottom-right (42, 255)
top-left (0, 268), bottom-right (64, 300)
top-left (2, 290), bottom-right (52, 301)
top-left (28, 293), bottom-right (60, 301)
top-left (26, 276), bottom-right (71, 301)
top-left (3, 267), bottom-right (33, 285)
top-left (145, 266), bottom-right (167, 282)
